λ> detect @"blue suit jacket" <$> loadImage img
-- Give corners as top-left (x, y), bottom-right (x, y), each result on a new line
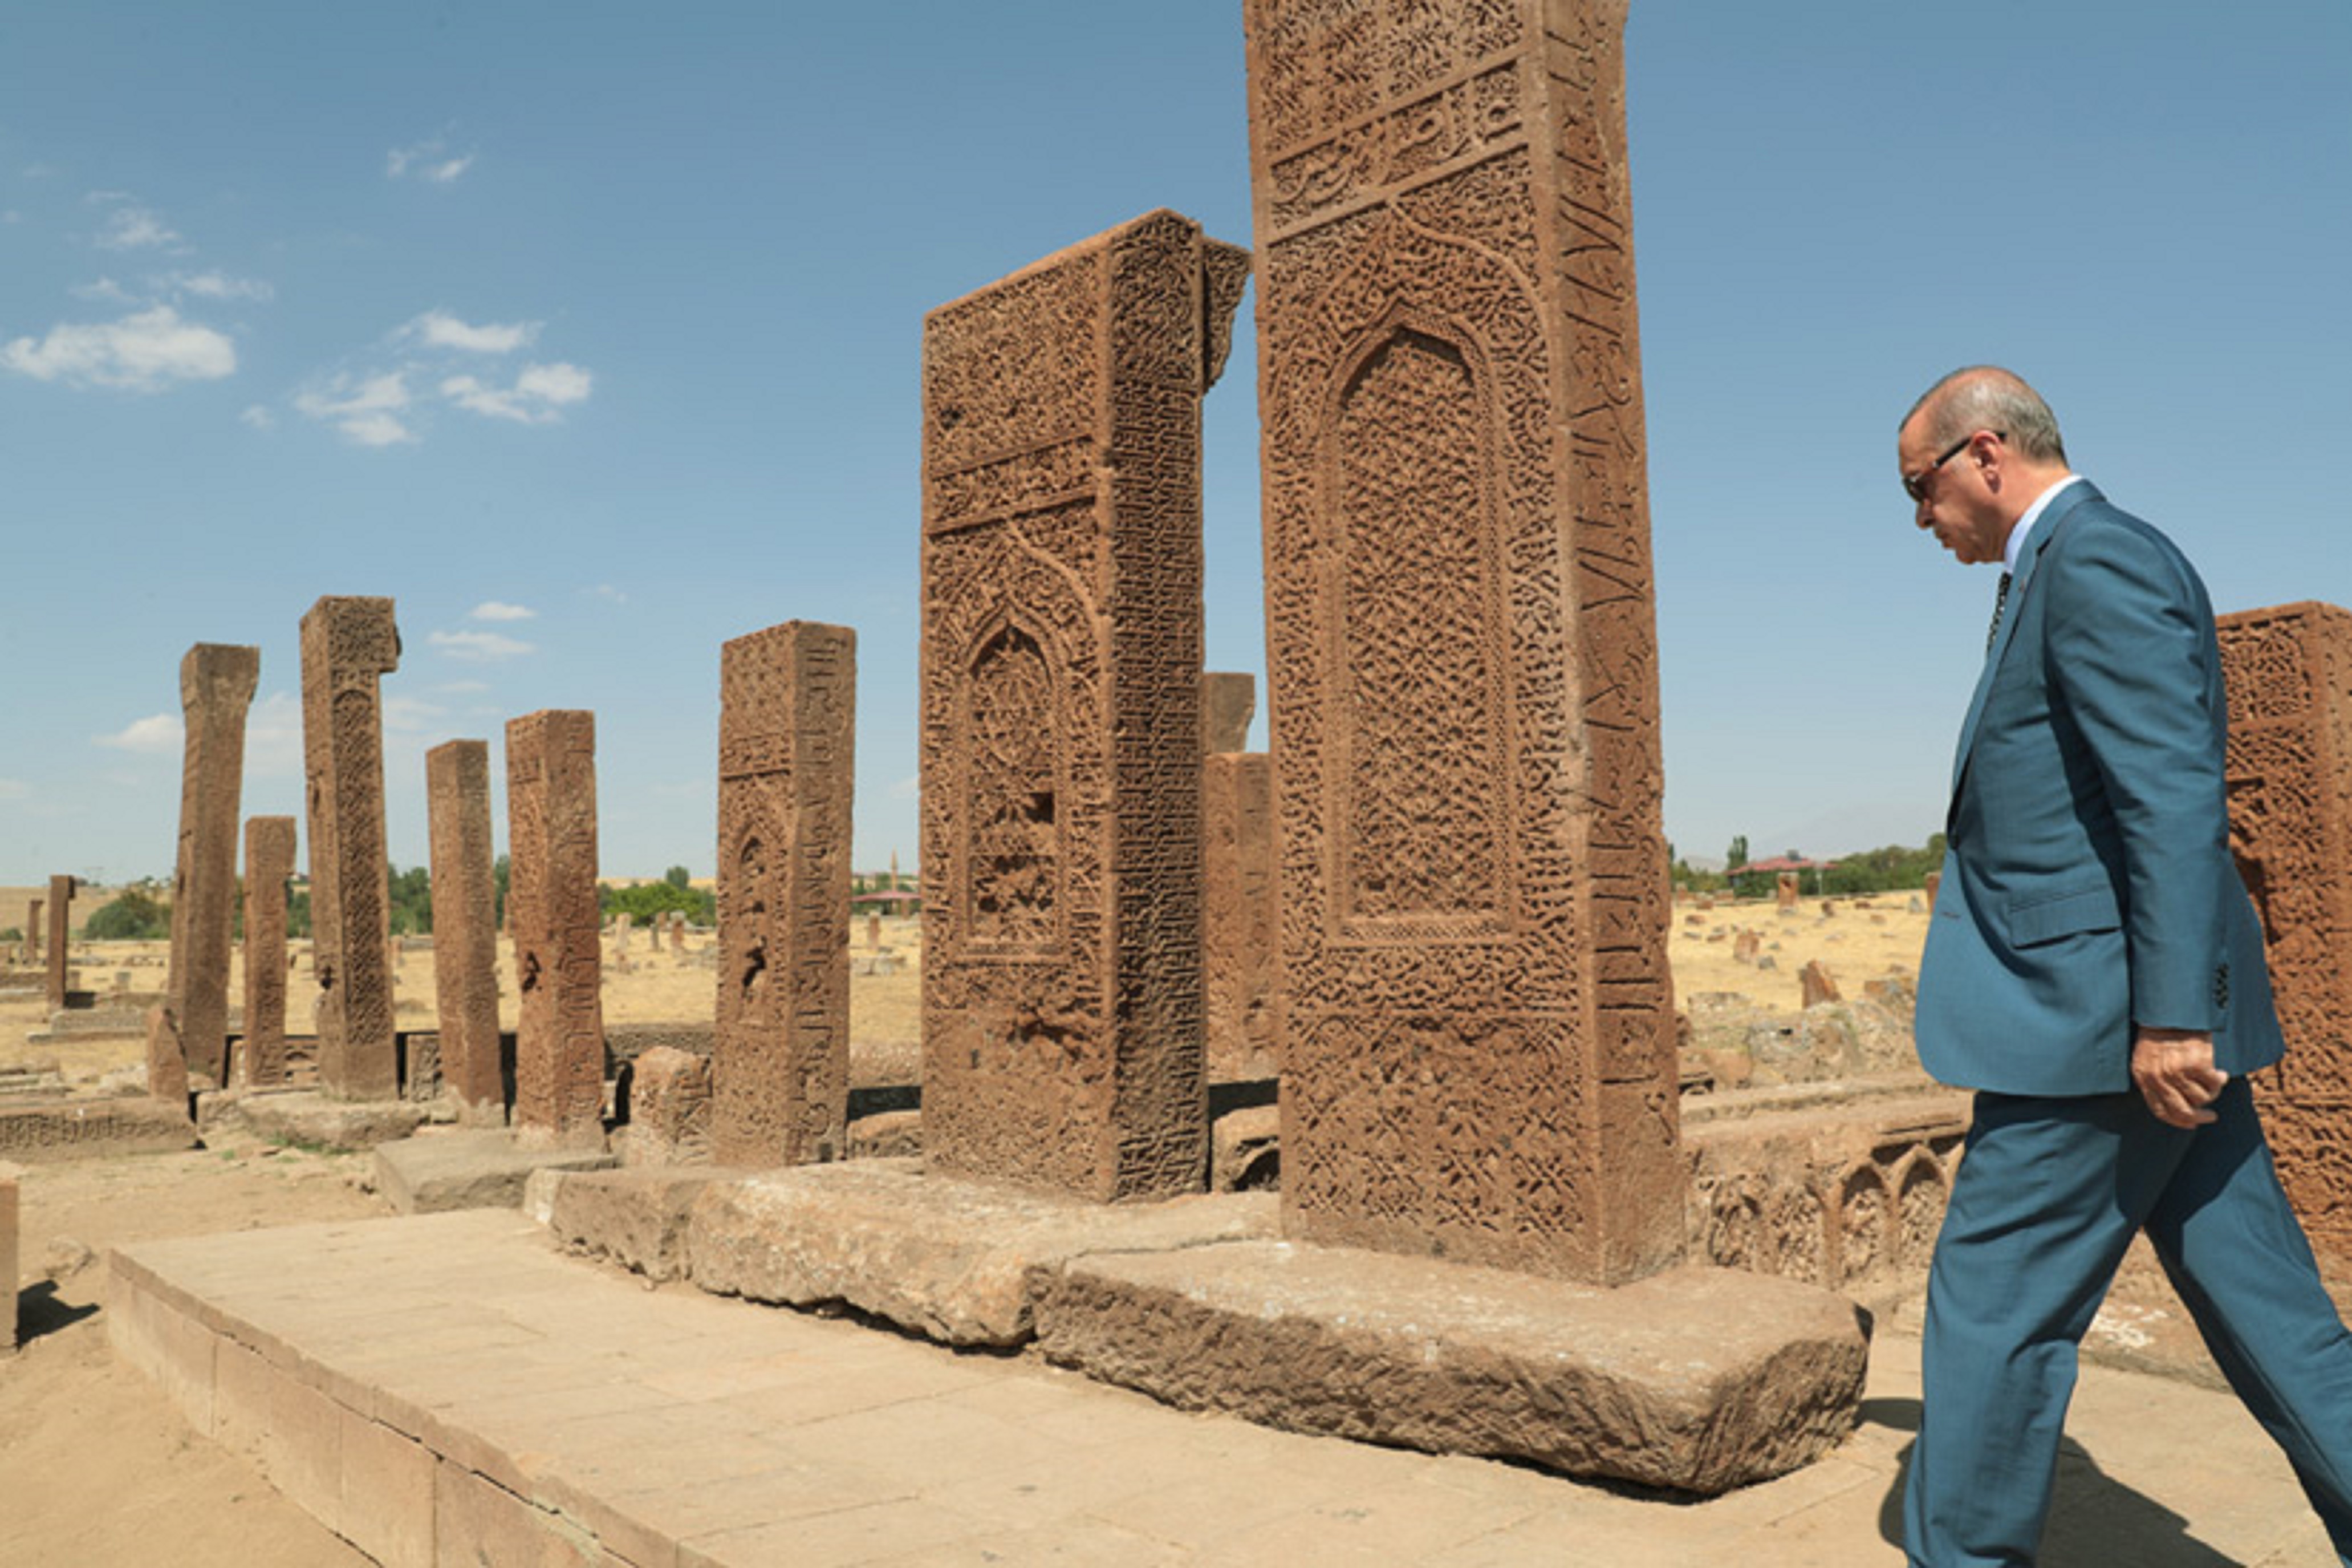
top-left (1915, 481), bottom-right (2283, 1096)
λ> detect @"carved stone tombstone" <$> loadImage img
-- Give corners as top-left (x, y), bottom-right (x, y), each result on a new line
top-left (1776, 872), bottom-right (1801, 911)
top-left (428, 740), bottom-right (503, 1123)
top-left (300, 596), bottom-right (401, 1100)
top-left (921, 208), bottom-right (1248, 1201)
top-left (2217, 601), bottom-right (2352, 1266)
top-left (713, 620), bottom-right (856, 1167)
top-left (161, 644), bottom-right (260, 1086)
top-left (1204, 751), bottom-right (1277, 1082)
top-left (1202, 671), bottom-right (1258, 755)
top-left (240, 817), bottom-right (297, 1088)
top-left (506, 710), bottom-right (604, 1148)
top-left (1246, 0), bottom-right (1680, 1282)
top-left (23, 899), bottom-right (38, 965)
top-left (44, 875), bottom-right (75, 1011)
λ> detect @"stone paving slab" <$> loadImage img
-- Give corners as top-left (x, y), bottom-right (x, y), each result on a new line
top-left (1033, 1240), bottom-right (1867, 1494)
top-left (373, 1127), bottom-right (618, 1213)
top-left (106, 1212), bottom-right (2342, 1567)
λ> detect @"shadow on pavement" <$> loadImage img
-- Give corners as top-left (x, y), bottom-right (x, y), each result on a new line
top-left (13, 1281), bottom-right (99, 1345)
top-left (1864, 1397), bottom-right (2241, 1567)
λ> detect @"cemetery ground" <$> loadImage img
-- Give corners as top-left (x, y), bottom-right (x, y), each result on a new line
top-left (1, 903), bottom-right (2341, 1565)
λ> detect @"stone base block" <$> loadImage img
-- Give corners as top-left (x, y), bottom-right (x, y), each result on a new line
top-left (2, 1161), bottom-right (19, 1351)
top-left (845, 1108), bottom-right (921, 1159)
top-left (373, 1129), bottom-right (616, 1214)
top-left (1032, 1240), bottom-right (1869, 1496)
top-left (534, 1166), bottom-right (737, 1281)
top-left (230, 1091), bottom-right (429, 1152)
top-left (686, 1161), bottom-right (1278, 1347)
top-left (0, 1098), bottom-right (199, 1163)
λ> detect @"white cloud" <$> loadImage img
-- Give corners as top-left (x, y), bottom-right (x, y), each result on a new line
top-left (97, 713), bottom-right (183, 753)
top-left (239, 404), bottom-right (275, 430)
top-left (170, 270), bottom-right (274, 303)
top-left (381, 694), bottom-right (448, 733)
top-left (2, 306), bottom-right (235, 392)
top-left (242, 692), bottom-right (304, 778)
top-left (469, 601), bottom-right (536, 622)
top-left (0, 777), bottom-right (29, 802)
top-left (70, 277), bottom-right (133, 303)
top-left (94, 202), bottom-right (181, 251)
top-left (429, 629), bottom-right (534, 663)
top-left (294, 371), bottom-right (415, 445)
top-left (441, 361), bottom-right (592, 425)
top-left (407, 310), bottom-right (534, 354)
top-left (388, 140), bottom-right (476, 184)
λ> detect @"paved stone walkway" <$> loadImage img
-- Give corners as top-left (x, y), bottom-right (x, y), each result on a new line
top-left (109, 1210), bottom-right (2339, 1567)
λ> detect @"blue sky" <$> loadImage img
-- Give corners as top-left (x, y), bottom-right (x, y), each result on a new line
top-left (3, 2), bottom-right (2347, 887)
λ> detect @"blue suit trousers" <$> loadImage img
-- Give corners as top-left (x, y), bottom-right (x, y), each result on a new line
top-left (1904, 1080), bottom-right (2352, 1566)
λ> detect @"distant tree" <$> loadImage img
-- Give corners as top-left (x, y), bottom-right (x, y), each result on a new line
top-left (493, 855), bottom-right (510, 927)
top-left (84, 889), bottom-right (169, 941)
top-left (1725, 834), bottom-right (1750, 873)
top-left (663, 864), bottom-right (693, 892)
top-left (287, 887), bottom-right (312, 939)
top-left (387, 862), bottom-right (433, 936)
top-left (599, 878), bottom-right (714, 927)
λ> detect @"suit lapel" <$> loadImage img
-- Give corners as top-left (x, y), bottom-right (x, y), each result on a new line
top-left (1947, 481), bottom-right (2103, 807)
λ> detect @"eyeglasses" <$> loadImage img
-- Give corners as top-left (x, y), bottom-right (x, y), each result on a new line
top-left (1903, 430), bottom-right (2000, 503)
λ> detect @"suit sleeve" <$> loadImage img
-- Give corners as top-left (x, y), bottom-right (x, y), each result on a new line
top-left (2038, 519), bottom-right (2228, 1031)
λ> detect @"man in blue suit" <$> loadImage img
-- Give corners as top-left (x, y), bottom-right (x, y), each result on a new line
top-left (1899, 366), bottom-right (2352, 1565)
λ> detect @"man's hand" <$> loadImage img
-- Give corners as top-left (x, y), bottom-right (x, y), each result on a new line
top-left (2132, 1027), bottom-right (2228, 1128)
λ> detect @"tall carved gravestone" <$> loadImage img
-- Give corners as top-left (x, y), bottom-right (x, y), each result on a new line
top-left (161, 644), bottom-right (260, 1086)
top-left (240, 817), bottom-right (296, 1088)
top-left (506, 711), bottom-right (604, 1148)
top-left (44, 875), bottom-right (75, 1011)
top-left (1245, 0), bottom-right (1681, 1282)
top-left (921, 209), bottom-right (1249, 1201)
top-left (300, 596), bottom-right (401, 1101)
top-left (23, 899), bottom-right (38, 965)
top-left (713, 622), bottom-right (856, 1167)
top-left (1201, 672), bottom-right (1274, 1082)
top-left (428, 740), bottom-right (504, 1123)
top-left (2216, 601), bottom-right (2352, 1265)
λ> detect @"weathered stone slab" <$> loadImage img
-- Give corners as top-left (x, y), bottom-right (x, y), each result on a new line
top-left (535, 1166), bottom-right (737, 1282)
top-left (623, 1045), bottom-right (711, 1167)
top-left (2, 1160), bottom-right (19, 1351)
top-left (505, 709), bottom-right (606, 1149)
top-left (300, 596), bottom-right (401, 1100)
top-left (920, 209), bottom-right (1245, 1201)
top-left (1033, 1240), bottom-right (1867, 1496)
top-left (0, 1099), bottom-right (201, 1163)
top-left (1203, 751), bottom-right (1275, 1082)
top-left (2217, 600), bottom-right (2352, 1266)
top-left (713, 620), bottom-right (855, 1167)
top-left (163, 644), bottom-right (260, 1086)
top-left (44, 874), bottom-right (76, 1012)
top-left (426, 740), bottom-right (503, 1123)
top-left (240, 815), bottom-right (296, 1088)
top-left (230, 1090), bottom-right (426, 1153)
top-left (372, 1129), bottom-right (616, 1215)
top-left (1245, 0), bottom-right (1680, 1282)
top-left (686, 1161), bottom-right (1277, 1346)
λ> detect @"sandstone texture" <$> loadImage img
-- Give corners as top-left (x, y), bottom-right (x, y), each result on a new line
top-left (372, 1128), bottom-right (616, 1214)
top-left (228, 1090), bottom-right (426, 1153)
top-left (686, 1161), bottom-right (1276, 1346)
top-left (1033, 1240), bottom-right (1868, 1495)
top-left (537, 1166), bottom-right (739, 1282)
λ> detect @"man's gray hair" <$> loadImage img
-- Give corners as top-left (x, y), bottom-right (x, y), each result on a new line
top-left (1905, 366), bottom-right (2069, 465)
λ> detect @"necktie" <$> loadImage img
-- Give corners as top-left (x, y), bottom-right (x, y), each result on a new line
top-left (1985, 571), bottom-right (2013, 655)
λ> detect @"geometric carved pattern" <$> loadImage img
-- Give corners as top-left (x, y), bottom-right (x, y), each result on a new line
top-left (506, 710), bottom-right (606, 1149)
top-left (920, 209), bottom-right (1247, 1201)
top-left (165, 643), bottom-right (259, 1087)
top-left (1247, 0), bottom-right (1682, 1282)
top-left (714, 621), bottom-right (856, 1167)
top-left (2217, 600), bottom-right (2352, 1268)
top-left (426, 740), bottom-right (504, 1122)
top-left (299, 596), bottom-right (401, 1102)
top-left (1204, 751), bottom-right (1277, 1082)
